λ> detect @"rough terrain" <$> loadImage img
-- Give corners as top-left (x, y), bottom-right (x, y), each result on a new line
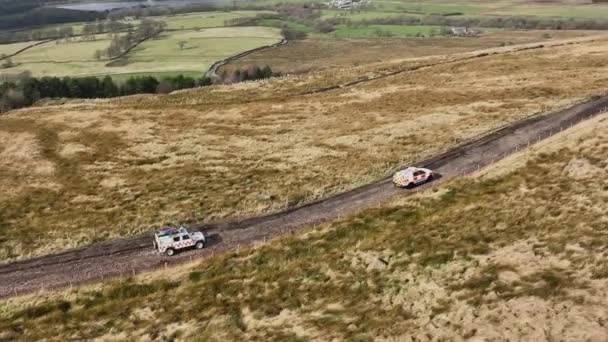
top-left (1, 94), bottom-right (606, 297)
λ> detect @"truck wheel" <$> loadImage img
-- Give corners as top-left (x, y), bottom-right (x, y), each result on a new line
top-left (165, 248), bottom-right (175, 256)
top-left (195, 241), bottom-right (205, 249)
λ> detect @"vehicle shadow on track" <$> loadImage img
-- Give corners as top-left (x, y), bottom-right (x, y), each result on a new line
top-left (204, 232), bottom-right (223, 247)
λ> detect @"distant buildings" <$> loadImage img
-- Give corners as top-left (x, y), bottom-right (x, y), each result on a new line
top-left (449, 27), bottom-right (480, 37)
top-left (327, 0), bottom-right (372, 10)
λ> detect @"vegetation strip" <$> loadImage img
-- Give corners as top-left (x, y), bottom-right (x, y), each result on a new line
top-left (204, 38), bottom-right (287, 79)
top-left (1, 94), bottom-right (607, 298)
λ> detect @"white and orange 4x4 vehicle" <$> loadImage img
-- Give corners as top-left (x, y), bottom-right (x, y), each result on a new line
top-left (392, 167), bottom-right (434, 188)
top-left (153, 226), bottom-right (206, 256)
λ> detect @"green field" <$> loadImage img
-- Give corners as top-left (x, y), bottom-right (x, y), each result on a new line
top-left (258, 18), bottom-right (312, 32)
top-left (490, 4), bottom-right (608, 19)
top-left (0, 41), bottom-right (42, 57)
top-left (162, 10), bottom-right (277, 30)
top-left (122, 27), bottom-right (282, 74)
top-left (332, 24), bottom-right (441, 37)
top-left (322, 0), bottom-right (608, 20)
top-left (8, 34), bottom-right (117, 76)
top-left (374, 1), bottom-right (485, 15)
top-left (320, 9), bottom-right (424, 20)
top-left (5, 27), bottom-right (281, 78)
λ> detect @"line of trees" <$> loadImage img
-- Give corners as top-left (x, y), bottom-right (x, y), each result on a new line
top-left (95, 19), bottom-right (166, 60)
top-left (0, 64), bottom-right (277, 112)
top-left (0, 18), bottom-right (134, 44)
top-left (217, 65), bottom-right (275, 84)
top-left (0, 74), bottom-right (211, 113)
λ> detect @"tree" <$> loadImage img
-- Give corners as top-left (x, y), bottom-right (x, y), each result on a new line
top-left (156, 80), bottom-right (174, 94)
top-left (280, 27), bottom-right (306, 40)
top-left (96, 19), bottom-right (104, 34)
top-left (177, 40), bottom-right (188, 50)
top-left (101, 76), bottom-right (118, 97)
top-left (1, 58), bottom-right (15, 69)
top-left (3, 89), bottom-right (27, 110)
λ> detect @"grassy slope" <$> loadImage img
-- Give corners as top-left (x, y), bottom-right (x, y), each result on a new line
top-left (162, 11), bottom-right (277, 30)
top-left (1, 35), bottom-right (608, 259)
top-left (331, 24), bottom-right (441, 37)
top-left (116, 27), bottom-right (282, 75)
top-left (6, 26), bottom-right (281, 77)
top-left (323, 0), bottom-right (608, 21)
top-left (0, 41), bottom-right (41, 56)
top-left (3, 109), bottom-right (608, 341)
top-left (220, 30), bottom-right (601, 74)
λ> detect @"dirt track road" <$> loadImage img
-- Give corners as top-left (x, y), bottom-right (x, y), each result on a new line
top-left (1, 95), bottom-right (607, 298)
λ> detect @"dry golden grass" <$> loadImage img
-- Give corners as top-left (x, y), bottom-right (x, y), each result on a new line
top-left (3, 35), bottom-right (608, 258)
top-left (220, 29), bottom-right (603, 74)
top-left (3, 108), bottom-right (608, 341)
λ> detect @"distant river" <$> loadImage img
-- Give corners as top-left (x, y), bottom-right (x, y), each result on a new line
top-left (54, 0), bottom-right (222, 12)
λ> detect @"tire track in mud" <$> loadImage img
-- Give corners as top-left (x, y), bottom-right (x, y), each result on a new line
top-left (1, 94), bottom-right (607, 298)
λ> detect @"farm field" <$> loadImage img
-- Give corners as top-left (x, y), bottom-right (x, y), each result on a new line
top-left (3, 99), bottom-right (608, 340)
top-left (113, 27), bottom-right (282, 75)
top-left (2, 34), bottom-right (608, 258)
top-left (0, 41), bottom-right (43, 57)
top-left (331, 24), bottom-right (442, 37)
top-left (0, 10), bottom-right (276, 41)
top-left (5, 27), bottom-right (282, 78)
top-left (322, 0), bottom-right (608, 20)
top-left (161, 10), bottom-right (277, 30)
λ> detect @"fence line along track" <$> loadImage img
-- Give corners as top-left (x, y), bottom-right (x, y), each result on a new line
top-left (193, 35), bottom-right (607, 108)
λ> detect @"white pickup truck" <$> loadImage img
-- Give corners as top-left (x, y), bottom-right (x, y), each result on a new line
top-left (153, 226), bottom-right (206, 256)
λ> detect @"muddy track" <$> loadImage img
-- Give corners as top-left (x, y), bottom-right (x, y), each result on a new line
top-left (1, 94), bottom-right (607, 298)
